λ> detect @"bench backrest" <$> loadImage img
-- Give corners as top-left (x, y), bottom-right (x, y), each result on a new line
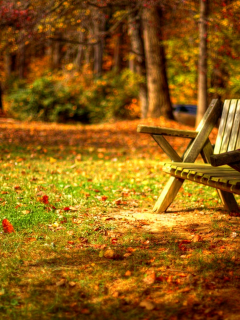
top-left (214, 99), bottom-right (240, 154)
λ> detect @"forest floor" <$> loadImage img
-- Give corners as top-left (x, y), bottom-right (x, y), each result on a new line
top-left (0, 117), bottom-right (240, 320)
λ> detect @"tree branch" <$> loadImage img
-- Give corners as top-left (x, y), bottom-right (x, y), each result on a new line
top-left (101, 6), bottom-right (140, 36)
top-left (49, 37), bottom-right (100, 46)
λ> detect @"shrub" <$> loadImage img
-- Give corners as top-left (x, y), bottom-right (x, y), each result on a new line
top-left (7, 77), bottom-right (89, 123)
top-left (80, 69), bottom-right (142, 122)
top-left (7, 69), bottom-right (142, 123)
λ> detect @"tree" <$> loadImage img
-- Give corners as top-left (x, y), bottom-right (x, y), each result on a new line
top-left (128, 10), bottom-right (148, 118)
top-left (196, 0), bottom-right (209, 126)
top-left (142, 5), bottom-right (173, 119)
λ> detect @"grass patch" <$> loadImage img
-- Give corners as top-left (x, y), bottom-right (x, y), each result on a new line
top-left (0, 119), bottom-right (240, 319)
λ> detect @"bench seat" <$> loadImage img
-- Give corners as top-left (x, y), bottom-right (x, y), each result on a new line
top-left (162, 162), bottom-right (240, 195)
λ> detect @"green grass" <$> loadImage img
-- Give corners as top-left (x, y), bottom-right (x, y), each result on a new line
top-left (0, 122), bottom-right (240, 319)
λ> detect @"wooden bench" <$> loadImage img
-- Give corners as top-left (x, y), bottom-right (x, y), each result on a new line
top-left (137, 99), bottom-right (240, 213)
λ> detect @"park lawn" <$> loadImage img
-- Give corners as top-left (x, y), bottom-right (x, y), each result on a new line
top-left (0, 119), bottom-right (240, 319)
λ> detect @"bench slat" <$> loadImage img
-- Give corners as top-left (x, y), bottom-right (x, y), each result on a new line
top-left (137, 125), bottom-right (197, 138)
top-left (214, 100), bottom-right (231, 154)
top-left (220, 99), bottom-right (238, 153)
top-left (162, 163), bottom-right (240, 195)
top-left (229, 100), bottom-right (240, 151)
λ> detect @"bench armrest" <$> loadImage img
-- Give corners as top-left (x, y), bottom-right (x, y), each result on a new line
top-left (210, 150), bottom-right (240, 167)
top-left (137, 125), bottom-right (197, 139)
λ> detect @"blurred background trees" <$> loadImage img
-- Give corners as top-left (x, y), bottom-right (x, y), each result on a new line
top-left (0, 0), bottom-right (240, 124)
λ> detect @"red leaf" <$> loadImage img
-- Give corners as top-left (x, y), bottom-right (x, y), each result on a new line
top-left (40, 195), bottom-right (49, 204)
top-left (64, 207), bottom-right (70, 211)
top-left (2, 219), bottom-right (15, 233)
top-left (180, 240), bottom-right (191, 245)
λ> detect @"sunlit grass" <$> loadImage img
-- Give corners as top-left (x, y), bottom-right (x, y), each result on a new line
top-left (0, 121), bottom-right (240, 319)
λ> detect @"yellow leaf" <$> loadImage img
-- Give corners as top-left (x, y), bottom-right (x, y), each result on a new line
top-left (22, 210), bottom-right (30, 215)
top-left (49, 157), bottom-right (57, 163)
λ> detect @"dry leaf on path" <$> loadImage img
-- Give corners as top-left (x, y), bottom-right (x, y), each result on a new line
top-left (103, 249), bottom-right (116, 259)
top-left (143, 271), bottom-right (156, 285)
top-left (69, 281), bottom-right (76, 287)
top-left (193, 235), bottom-right (202, 242)
top-left (139, 299), bottom-right (155, 310)
top-left (56, 279), bottom-right (66, 287)
top-left (80, 308), bottom-right (90, 314)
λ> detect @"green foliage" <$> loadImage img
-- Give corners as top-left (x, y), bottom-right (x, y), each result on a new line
top-left (7, 70), bottom-right (142, 123)
top-left (7, 77), bottom-right (89, 122)
top-left (80, 69), bottom-right (142, 123)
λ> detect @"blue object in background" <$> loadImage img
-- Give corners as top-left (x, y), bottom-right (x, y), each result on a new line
top-left (173, 104), bottom-right (197, 126)
top-left (173, 104), bottom-right (197, 115)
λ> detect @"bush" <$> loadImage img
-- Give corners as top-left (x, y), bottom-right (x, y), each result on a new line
top-left (81, 69), bottom-right (142, 122)
top-left (7, 69), bottom-right (142, 123)
top-left (7, 77), bottom-right (89, 123)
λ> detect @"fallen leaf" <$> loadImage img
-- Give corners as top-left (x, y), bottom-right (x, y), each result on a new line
top-left (56, 279), bottom-right (66, 286)
top-left (114, 198), bottom-right (122, 205)
top-left (22, 210), bottom-right (31, 215)
top-left (231, 232), bottom-right (237, 238)
top-left (139, 299), bottom-right (155, 310)
top-left (101, 217), bottom-right (115, 221)
top-left (75, 154), bottom-right (82, 161)
top-left (112, 291), bottom-right (119, 298)
top-left (0, 288), bottom-right (5, 296)
top-left (80, 308), bottom-right (90, 314)
top-left (25, 237), bottom-right (37, 242)
top-left (143, 271), bottom-right (156, 285)
top-left (124, 270), bottom-right (131, 277)
top-left (69, 281), bottom-right (76, 287)
top-left (178, 287), bottom-right (192, 293)
top-left (103, 249), bottom-right (116, 259)
top-left (193, 235), bottom-right (202, 242)
top-left (49, 157), bottom-right (57, 163)
top-left (123, 253), bottom-right (132, 258)
top-left (39, 195), bottom-right (49, 204)
top-left (2, 219), bottom-right (15, 233)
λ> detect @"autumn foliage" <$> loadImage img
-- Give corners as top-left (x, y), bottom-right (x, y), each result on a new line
top-left (2, 219), bottom-right (15, 233)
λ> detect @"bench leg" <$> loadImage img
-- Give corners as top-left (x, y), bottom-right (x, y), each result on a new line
top-left (153, 176), bottom-right (184, 213)
top-left (217, 190), bottom-right (240, 213)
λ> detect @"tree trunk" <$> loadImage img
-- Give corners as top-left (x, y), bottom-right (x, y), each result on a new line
top-left (196, 0), bottom-right (209, 127)
top-left (18, 43), bottom-right (25, 79)
top-left (113, 25), bottom-right (123, 71)
top-left (4, 52), bottom-right (11, 79)
top-left (128, 11), bottom-right (148, 118)
top-left (93, 14), bottom-right (105, 77)
top-left (0, 82), bottom-right (3, 112)
top-left (142, 6), bottom-right (173, 119)
top-left (52, 33), bottom-right (62, 70)
top-left (4, 51), bottom-right (16, 78)
top-left (75, 31), bottom-right (84, 70)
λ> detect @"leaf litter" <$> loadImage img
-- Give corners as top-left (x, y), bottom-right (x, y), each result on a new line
top-left (0, 119), bottom-right (240, 319)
